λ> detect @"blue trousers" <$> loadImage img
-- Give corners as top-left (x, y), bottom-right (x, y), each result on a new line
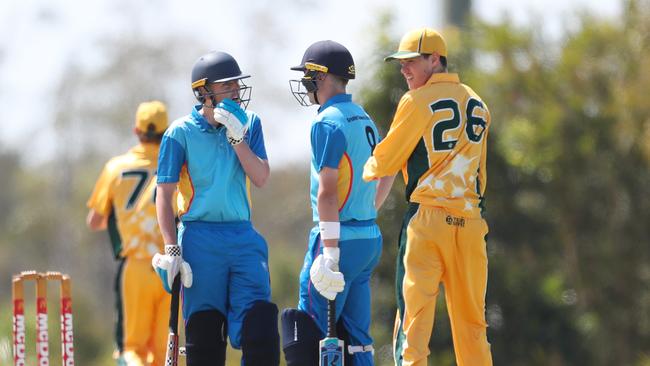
top-left (179, 221), bottom-right (271, 349)
top-left (298, 220), bottom-right (382, 366)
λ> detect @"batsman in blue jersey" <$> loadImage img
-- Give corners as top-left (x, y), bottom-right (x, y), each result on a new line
top-left (282, 40), bottom-right (394, 366)
top-left (151, 51), bottom-right (280, 366)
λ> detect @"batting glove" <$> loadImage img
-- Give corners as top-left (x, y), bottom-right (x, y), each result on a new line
top-left (214, 98), bottom-right (250, 145)
top-left (152, 244), bottom-right (193, 293)
top-left (310, 247), bottom-right (345, 301)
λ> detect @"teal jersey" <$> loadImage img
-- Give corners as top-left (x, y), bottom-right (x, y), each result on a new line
top-left (310, 93), bottom-right (379, 222)
top-left (158, 105), bottom-right (267, 222)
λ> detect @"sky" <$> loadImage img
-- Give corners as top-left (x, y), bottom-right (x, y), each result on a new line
top-left (0, 0), bottom-right (622, 167)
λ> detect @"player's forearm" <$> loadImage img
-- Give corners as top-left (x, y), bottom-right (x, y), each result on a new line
top-left (86, 210), bottom-right (108, 231)
top-left (317, 188), bottom-right (339, 248)
top-left (317, 191), bottom-right (339, 221)
top-left (156, 185), bottom-right (178, 245)
top-left (317, 167), bottom-right (340, 247)
top-left (158, 211), bottom-right (177, 245)
top-left (375, 174), bottom-right (396, 210)
top-left (233, 143), bottom-right (270, 187)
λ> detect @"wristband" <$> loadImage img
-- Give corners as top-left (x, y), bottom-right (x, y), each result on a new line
top-left (165, 244), bottom-right (181, 256)
top-left (319, 221), bottom-right (340, 240)
top-left (227, 134), bottom-right (244, 145)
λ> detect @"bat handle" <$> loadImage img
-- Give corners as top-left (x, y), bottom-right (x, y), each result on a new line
top-left (165, 276), bottom-right (181, 366)
top-left (327, 299), bottom-right (336, 338)
top-left (169, 276), bottom-right (181, 333)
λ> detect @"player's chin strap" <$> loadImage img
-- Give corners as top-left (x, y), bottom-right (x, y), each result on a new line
top-left (347, 345), bottom-right (374, 355)
top-left (208, 95), bottom-right (219, 109)
top-left (312, 88), bottom-right (319, 105)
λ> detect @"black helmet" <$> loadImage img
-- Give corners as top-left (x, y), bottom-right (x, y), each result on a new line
top-left (291, 40), bottom-right (355, 80)
top-left (191, 51), bottom-right (252, 108)
top-left (289, 40), bottom-right (355, 106)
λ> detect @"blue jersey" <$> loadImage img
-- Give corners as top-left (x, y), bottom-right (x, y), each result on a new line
top-left (310, 93), bottom-right (379, 222)
top-left (157, 105), bottom-right (267, 222)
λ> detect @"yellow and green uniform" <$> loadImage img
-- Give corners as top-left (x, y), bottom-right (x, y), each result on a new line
top-left (87, 143), bottom-right (171, 366)
top-left (364, 73), bottom-right (493, 366)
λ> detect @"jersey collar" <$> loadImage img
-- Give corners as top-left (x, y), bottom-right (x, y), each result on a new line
top-left (318, 93), bottom-right (352, 113)
top-left (426, 73), bottom-right (460, 86)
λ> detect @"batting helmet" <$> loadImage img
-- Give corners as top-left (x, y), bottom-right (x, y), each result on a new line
top-left (291, 40), bottom-right (355, 80)
top-left (191, 51), bottom-right (252, 108)
top-left (289, 40), bottom-right (355, 106)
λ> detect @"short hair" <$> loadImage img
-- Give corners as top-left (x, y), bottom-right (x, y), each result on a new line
top-left (422, 54), bottom-right (448, 71)
top-left (137, 125), bottom-right (164, 143)
top-left (320, 72), bottom-right (348, 88)
top-left (331, 74), bottom-right (349, 87)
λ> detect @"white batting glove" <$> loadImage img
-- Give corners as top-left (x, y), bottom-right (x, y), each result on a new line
top-left (152, 245), bottom-right (193, 293)
top-left (214, 98), bottom-right (250, 145)
top-left (310, 247), bottom-right (345, 301)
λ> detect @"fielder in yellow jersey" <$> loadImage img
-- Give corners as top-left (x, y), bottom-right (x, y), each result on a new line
top-left (87, 101), bottom-right (172, 366)
top-left (363, 28), bottom-right (493, 366)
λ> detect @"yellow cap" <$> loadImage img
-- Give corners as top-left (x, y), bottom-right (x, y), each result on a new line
top-left (135, 101), bottom-right (168, 134)
top-left (384, 27), bottom-right (447, 61)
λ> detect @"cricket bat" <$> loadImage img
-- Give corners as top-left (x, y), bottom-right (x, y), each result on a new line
top-left (165, 276), bottom-right (181, 366)
top-left (319, 299), bottom-right (344, 366)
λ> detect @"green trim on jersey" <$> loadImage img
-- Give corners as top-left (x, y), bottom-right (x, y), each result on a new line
top-left (107, 210), bottom-right (123, 259)
top-left (477, 175), bottom-right (486, 216)
top-left (405, 138), bottom-right (429, 202)
top-left (114, 258), bottom-right (126, 353)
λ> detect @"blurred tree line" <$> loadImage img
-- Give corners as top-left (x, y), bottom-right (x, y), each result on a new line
top-left (1, 0), bottom-right (649, 364)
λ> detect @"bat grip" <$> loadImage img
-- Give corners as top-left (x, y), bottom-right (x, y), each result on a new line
top-left (169, 275), bottom-right (181, 333)
top-left (327, 299), bottom-right (336, 338)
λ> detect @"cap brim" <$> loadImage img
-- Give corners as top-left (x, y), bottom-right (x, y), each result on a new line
top-left (290, 65), bottom-right (305, 71)
top-left (384, 51), bottom-right (422, 62)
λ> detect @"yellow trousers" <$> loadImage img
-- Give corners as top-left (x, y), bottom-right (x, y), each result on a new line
top-left (118, 258), bottom-right (171, 366)
top-left (394, 205), bottom-right (492, 366)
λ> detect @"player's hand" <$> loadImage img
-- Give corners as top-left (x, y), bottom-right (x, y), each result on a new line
top-left (310, 247), bottom-right (345, 301)
top-left (214, 98), bottom-right (250, 145)
top-left (152, 244), bottom-right (193, 293)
